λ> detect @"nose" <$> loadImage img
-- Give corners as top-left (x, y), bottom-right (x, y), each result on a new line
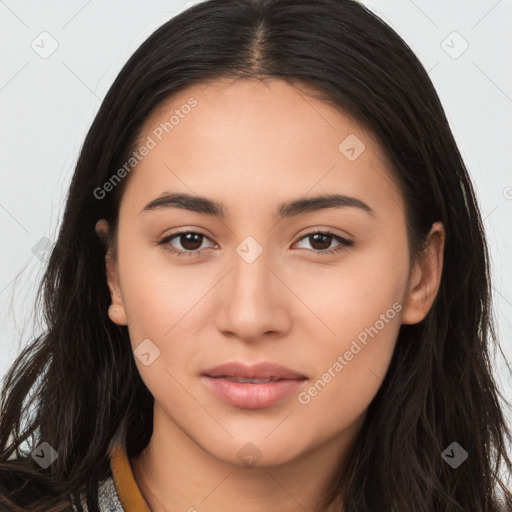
top-left (214, 245), bottom-right (293, 344)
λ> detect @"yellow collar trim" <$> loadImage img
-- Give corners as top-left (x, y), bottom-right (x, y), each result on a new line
top-left (109, 443), bottom-right (151, 512)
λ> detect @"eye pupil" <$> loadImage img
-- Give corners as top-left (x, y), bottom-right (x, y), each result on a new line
top-left (310, 233), bottom-right (331, 250)
top-left (181, 233), bottom-right (203, 251)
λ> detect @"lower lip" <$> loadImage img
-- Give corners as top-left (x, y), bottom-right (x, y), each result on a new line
top-left (201, 376), bottom-right (306, 409)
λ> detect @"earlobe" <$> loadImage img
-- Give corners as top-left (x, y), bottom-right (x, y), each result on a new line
top-left (95, 219), bottom-right (109, 245)
top-left (401, 222), bottom-right (445, 325)
top-left (108, 304), bottom-right (127, 325)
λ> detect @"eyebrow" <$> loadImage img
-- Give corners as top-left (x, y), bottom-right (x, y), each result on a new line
top-left (139, 192), bottom-right (375, 218)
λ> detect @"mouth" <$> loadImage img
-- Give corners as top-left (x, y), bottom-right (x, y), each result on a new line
top-left (201, 361), bottom-right (307, 409)
top-left (214, 376), bottom-right (286, 383)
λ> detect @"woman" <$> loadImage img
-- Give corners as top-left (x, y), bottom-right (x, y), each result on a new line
top-left (1, 0), bottom-right (511, 510)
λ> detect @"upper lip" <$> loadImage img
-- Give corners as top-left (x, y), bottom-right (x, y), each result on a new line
top-left (202, 361), bottom-right (307, 380)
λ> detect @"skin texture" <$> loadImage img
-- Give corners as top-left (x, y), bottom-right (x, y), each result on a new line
top-left (95, 77), bottom-right (445, 512)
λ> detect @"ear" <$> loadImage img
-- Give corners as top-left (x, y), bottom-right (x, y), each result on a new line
top-left (95, 219), bottom-right (128, 326)
top-left (401, 221), bottom-right (445, 325)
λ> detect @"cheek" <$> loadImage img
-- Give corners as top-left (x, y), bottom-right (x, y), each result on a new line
top-left (293, 236), bottom-right (408, 341)
top-left (296, 301), bottom-right (402, 431)
top-left (293, 242), bottom-right (407, 415)
top-left (117, 250), bottom-right (209, 409)
top-left (117, 235), bottom-right (215, 344)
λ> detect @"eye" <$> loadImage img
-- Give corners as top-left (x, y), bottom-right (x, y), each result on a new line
top-left (294, 230), bottom-right (353, 255)
top-left (159, 231), bottom-right (216, 257)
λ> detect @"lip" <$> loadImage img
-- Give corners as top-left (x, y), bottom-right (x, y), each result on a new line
top-left (202, 361), bottom-right (307, 380)
top-left (201, 361), bottom-right (307, 409)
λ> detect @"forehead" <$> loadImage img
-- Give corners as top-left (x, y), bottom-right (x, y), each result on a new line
top-left (122, 77), bottom-right (403, 216)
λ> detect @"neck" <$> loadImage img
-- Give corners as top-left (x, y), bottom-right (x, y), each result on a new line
top-left (130, 404), bottom-right (363, 512)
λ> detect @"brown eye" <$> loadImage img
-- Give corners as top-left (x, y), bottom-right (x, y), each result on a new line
top-left (176, 232), bottom-right (204, 251)
top-left (159, 231), bottom-right (215, 257)
top-left (295, 231), bottom-right (353, 255)
top-left (308, 233), bottom-right (333, 251)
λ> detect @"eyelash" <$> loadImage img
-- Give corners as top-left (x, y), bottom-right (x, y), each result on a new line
top-left (158, 230), bottom-right (353, 258)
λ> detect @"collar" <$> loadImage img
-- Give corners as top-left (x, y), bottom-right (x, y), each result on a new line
top-left (109, 443), bottom-right (151, 512)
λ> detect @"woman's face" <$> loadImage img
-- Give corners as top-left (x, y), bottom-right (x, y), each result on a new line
top-left (101, 77), bottom-right (442, 467)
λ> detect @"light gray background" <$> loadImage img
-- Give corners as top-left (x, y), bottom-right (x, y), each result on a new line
top-left (1, 1), bottom-right (511, 425)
